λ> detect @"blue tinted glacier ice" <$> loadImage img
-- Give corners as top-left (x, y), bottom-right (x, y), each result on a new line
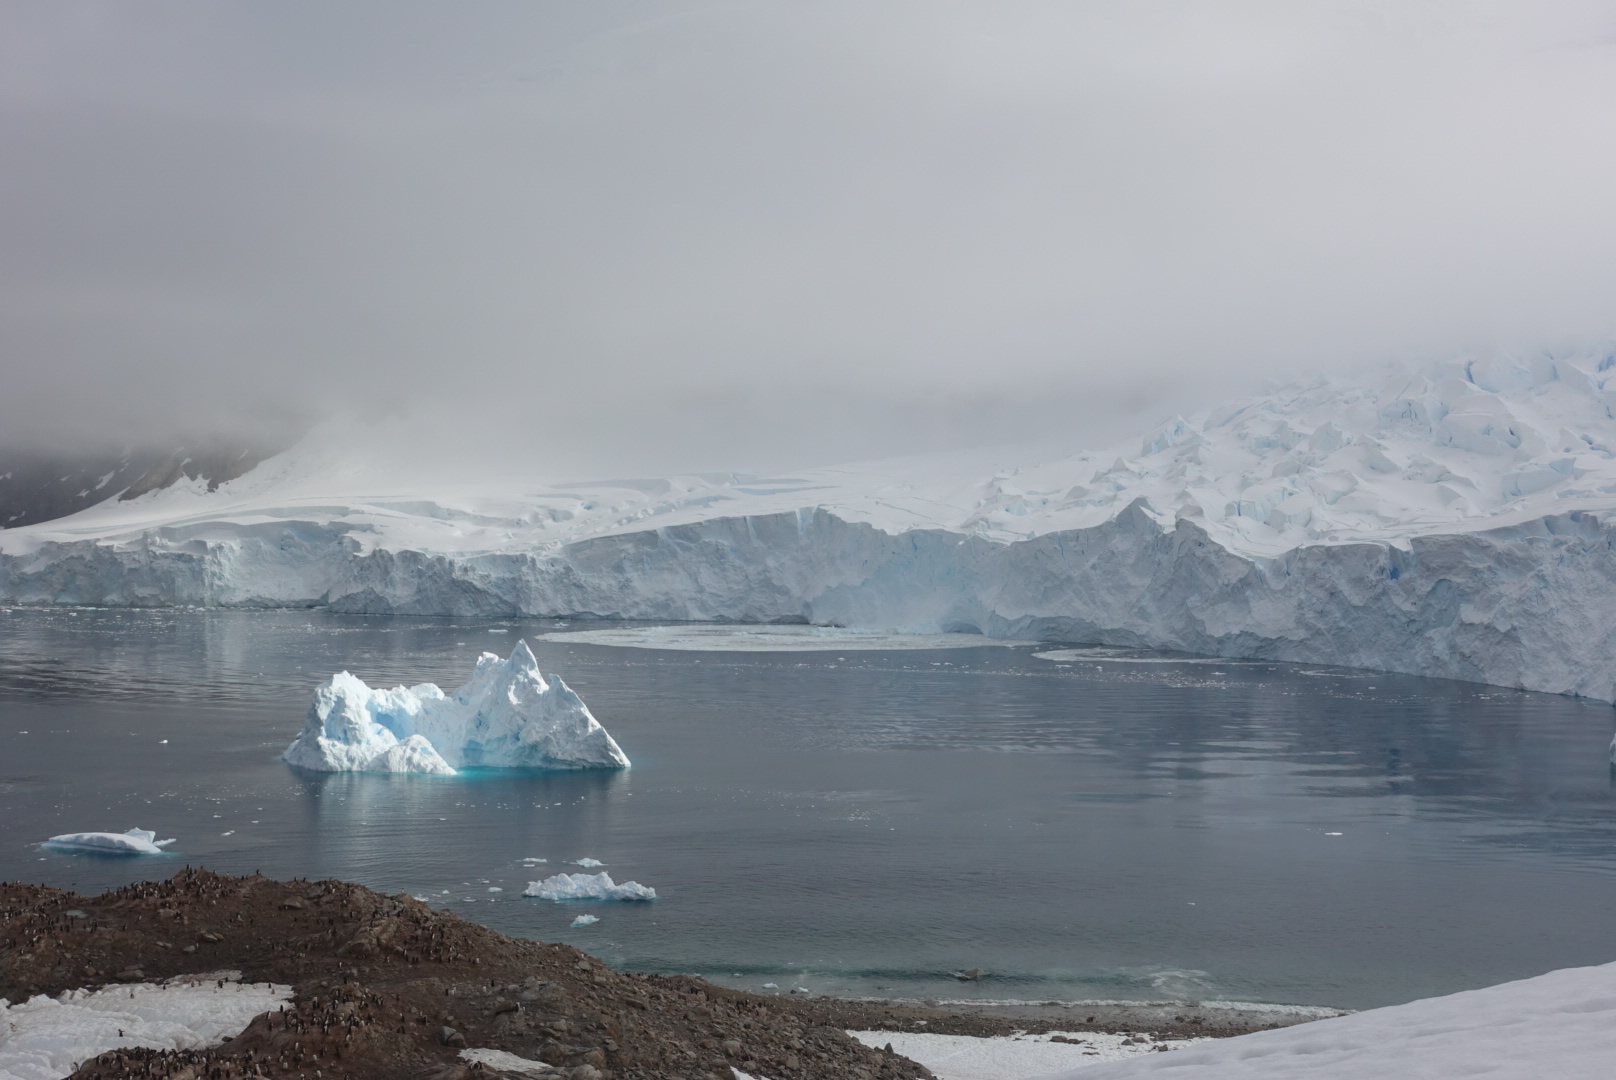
top-left (282, 640), bottom-right (629, 775)
top-left (44, 828), bottom-right (175, 854)
top-left (17, 347), bottom-right (1616, 701)
top-left (523, 872), bottom-right (656, 901)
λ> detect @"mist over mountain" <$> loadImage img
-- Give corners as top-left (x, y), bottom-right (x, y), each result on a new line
top-left (2, 1), bottom-right (1614, 478)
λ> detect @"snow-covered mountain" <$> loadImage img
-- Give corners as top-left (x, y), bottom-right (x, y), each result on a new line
top-left (6, 347), bottom-right (1616, 700)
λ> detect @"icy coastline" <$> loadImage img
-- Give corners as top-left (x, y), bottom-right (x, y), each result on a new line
top-left (8, 351), bottom-right (1616, 701)
top-left (281, 640), bottom-right (629, 774)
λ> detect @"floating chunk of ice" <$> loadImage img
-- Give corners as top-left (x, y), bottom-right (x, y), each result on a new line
top-left (43, 828), bottom-right (175, 855)
top-left (539, 625), bottom-right (1019, 652)
top-left (572, 858), bottom-right (605, 867)
top-left (523, 872), bottom-right (656, 901)
top-left (570, 914), bottom-right (599, 927)
top-left (282, 641), bottom-right (630, 775)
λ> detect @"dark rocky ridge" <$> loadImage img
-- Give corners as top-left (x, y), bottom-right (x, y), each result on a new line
top-left (2, 869), bottom-right (937, 1080)
top-left (0, 441), bottom-right (275, 529)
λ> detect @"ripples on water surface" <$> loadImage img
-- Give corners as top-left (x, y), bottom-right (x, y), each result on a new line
top-left (2, 608), bottom-right (1614, 1010)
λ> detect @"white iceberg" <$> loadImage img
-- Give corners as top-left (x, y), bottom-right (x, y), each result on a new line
top-left (523, 871), bottom-right (656, 901)
top-left (281, 640), bottom-right (630, 775)
top-left (570, 914), bottom-right (600, 927)
top-left (572, 858), bottom-right (605, 867)
top-left (44, 828), bottom-right (175, 855)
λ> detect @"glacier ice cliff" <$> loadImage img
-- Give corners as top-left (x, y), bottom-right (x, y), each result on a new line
top-left (8, 350), bottom-right (1616, 702)
top-left (282, 640), bottom-right (630, 774)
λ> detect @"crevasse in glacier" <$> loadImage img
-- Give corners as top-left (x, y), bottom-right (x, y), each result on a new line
top-left (282, 640), bottom-right (630, 774)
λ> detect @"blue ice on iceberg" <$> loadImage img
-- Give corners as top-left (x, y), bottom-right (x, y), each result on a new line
top-left (523, 872), bottom-right (656, 901)
top-left (282, 640), bottom-right (629, 775)
top-left (45, 828), bottom-right (175, 855)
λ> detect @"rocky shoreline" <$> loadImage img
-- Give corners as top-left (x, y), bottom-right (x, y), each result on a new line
top-left (2, 869), bottom-right (1308, 1080)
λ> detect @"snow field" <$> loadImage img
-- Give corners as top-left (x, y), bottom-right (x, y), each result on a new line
top-left (1033, 958), bottom-right (1616, 1079)
top-left (847, 1030), bottom-right (1203, 1080)
top-left (0, 973), bottom-right (292, 1080)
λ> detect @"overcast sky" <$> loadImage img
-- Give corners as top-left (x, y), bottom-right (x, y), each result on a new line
top-left (2, 1), bottom-right (1614, 477)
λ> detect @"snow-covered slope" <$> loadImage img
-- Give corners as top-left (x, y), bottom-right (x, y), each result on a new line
top-left (1040, 959), bottom-right (1616, 1080)
top-left (6, 349), bottom-right (1616, 699)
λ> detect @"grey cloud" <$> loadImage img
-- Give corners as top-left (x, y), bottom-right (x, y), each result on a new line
top-left (2, 1), bottom-right (1614, 476)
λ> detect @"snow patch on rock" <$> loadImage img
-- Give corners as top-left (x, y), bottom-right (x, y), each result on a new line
top-left (0, 973), bottom-right (291, 1080)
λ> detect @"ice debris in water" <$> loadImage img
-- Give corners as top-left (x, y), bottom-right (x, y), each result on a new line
top-left (282, 640), bottom-right (630, 775)
top-left (523, 872), bottom-right (656, 902)
top-left (43, 828), bottom-right (175, 855)
top-left (570, 914), bottom-right (600, 927)
top-left (572, 858), bottom-right (605, 867)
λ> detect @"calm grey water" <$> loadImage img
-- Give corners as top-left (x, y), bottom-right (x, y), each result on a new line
top-left (2, 608), bottom-right (1614, 1011)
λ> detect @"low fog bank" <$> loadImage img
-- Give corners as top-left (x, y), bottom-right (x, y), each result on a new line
top-left (2, 2), bottom-right (1613, 477)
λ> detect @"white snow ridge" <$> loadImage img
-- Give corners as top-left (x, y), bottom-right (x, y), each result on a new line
top-left (282, 641), bottom-right (629, 775)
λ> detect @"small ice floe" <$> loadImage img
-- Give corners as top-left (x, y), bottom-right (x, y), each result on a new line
top-left (762, 983), bottom-right (779, 990)
top-left (572, 858), bottom-right (605, 868)
top-left (522, 857), bottom-right (548, 863)
top-left (460, 1047), bottom-right (551, 1076)
top-left (44, 828), bottom-right (175, 855)
top-left (953, 968), bottom-right (985, 982)
top-left (570, 914), bottom-right (599, 927)
top-left (487, 887), bottom-right (503, 892)
top-left (523, 872), bottom-right (655, 901)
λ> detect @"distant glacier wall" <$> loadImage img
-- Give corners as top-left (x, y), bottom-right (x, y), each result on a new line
top-left (4, 503), bottom-right (1615, 701)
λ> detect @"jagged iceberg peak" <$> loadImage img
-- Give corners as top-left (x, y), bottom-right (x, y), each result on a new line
top-left (282, 640), bottom-right (630, 775)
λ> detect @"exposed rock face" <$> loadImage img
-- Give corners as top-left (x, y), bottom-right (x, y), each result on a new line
top-left (0, 869), bottom-right (933, 1080)
top-left (0, 440), bottom-right (278, 530)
